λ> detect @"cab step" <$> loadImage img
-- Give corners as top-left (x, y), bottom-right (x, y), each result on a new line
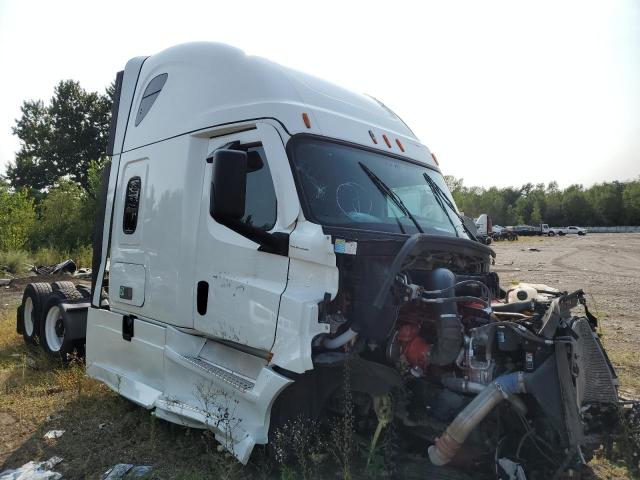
top-left (181, 354), bottom-right (256, 392)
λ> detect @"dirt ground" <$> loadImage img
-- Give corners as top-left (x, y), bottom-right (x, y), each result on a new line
top-left (0, 234), bottom-right (638, 479)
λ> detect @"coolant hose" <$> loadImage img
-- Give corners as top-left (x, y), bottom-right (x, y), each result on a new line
top-left (428, 372), bottom-right (526, 466)
top-left (323, 328), bottom-right (358, 349)
top-left (425, 268), bottom-right (462, 366)
top-left (441, 377), bottom-right (528, 417)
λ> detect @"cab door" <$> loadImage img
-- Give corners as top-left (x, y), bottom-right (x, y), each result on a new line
top-left (193, 123), bottom-right (298, 351)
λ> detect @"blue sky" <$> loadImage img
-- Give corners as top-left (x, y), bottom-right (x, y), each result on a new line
top-left (0, 0), bottom-right (638, 188)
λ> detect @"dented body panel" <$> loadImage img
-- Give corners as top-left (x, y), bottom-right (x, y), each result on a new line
top-left (27, 42), bottom-right (617, 476)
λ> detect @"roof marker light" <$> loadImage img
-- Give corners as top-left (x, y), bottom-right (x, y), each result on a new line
top-left (302, 112), bottom-right (311, 129)
top-left (382, 134), bottom-right (392, 148)
top-left (431, 153), bottom-right (439, 166)
top-left (369, 130), bottom-right (378, 144)
top-left (395, 139), bottom-right (405, 152)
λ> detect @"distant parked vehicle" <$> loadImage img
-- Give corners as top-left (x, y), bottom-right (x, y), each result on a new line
top-left (520, 224), bottom-right (588, 237)
top-left (547, 226), bottom-right (587, 236)
top-left (512, 225), bottom-right (537, 236)
top-left (532, 223), bottom-right (554, 236)
top-left (474, 214), bottom-right (493, 245)
top-left (493, 225), bottom-right (518, 241)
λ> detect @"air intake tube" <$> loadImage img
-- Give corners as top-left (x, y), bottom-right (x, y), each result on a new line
top-left (424, 268), bottom-right (462, 366)
top-left (428, 372), bottom-right (526, 466)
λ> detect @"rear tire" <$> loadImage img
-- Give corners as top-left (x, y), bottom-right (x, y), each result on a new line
top-left (53, 287), bottom-right (83, 302)
top-left (21, 282), bottom-right (53, 346)
top-left (39, 291), bottom-right (82, 362)
top-left (75, 284), bottom-right (91, 299)
top-left (52, 281), bottom-right (76, 292)
top-left (548, 231), bottom-right (555, 237)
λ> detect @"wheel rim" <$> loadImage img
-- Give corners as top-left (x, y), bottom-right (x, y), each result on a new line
top-left (23, 297), bottom-right (34, 336)
top-left (44, 306), bottom-right (64, 352)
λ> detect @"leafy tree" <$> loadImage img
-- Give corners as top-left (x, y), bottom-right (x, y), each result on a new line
top-left (530, 203), bottom-right (543, 225)
top-left (444, 176), bottom-right (640, 227)
top-left (623, 180), bottom-right (640, 225)
top-left (8, 80), bottom-right (112, 190)
top-left (31, 178), bottom-right (89, 251)
top-left (444, 175), bottom-right (464, 194)
top-left (586, 182), bottom-right (624, 226)
top-left (561, 185), bottom-right (593, 225)
top-left (81, 159), bottom-right (110, 236)
top-left (0, 183), bottom-right (36, 250)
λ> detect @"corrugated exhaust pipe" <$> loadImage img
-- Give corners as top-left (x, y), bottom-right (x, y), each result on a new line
top-left (428, 372), bottom-right (526, 466)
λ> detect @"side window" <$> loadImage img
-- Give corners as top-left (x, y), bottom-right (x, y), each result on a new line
top-left (240, 145), bottom-right (277, 231)
top-left (123, 176), bottom-right (142, 234)
top-left (135, 73), bottom-right (168, 126)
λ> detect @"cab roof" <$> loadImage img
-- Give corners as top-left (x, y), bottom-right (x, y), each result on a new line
top-left (114, 42), bottom-right (433, 166)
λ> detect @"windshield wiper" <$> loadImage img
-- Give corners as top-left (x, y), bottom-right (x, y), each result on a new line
top-left (422, 173), bottom-right (477, 240)
top-left (359, 162), bottom-right (423, 234)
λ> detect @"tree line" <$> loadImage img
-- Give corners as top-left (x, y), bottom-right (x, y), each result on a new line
top-left (445, 176), bottom-right (640, 227)
top-left (1, 80), bottom-right (111, 254)
top-left (1, 79), bottom-right (639, 258)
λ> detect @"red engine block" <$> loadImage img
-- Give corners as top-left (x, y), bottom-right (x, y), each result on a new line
top-left (396, 323), bottom-right (432, 372)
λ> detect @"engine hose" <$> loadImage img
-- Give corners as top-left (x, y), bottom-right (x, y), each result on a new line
top-left (441, 376), bottom-right (528, 417)
top-left (422, 295), bottom-right (490, 307)
top-left (323, 328), bottom-right (358, 349)
top-left (428, 372), bottom-right (526, 466)
top-left (472, 321), bottom-right (553, 346)
top-left (424, 269), bottom-right (463, 366)
top-left (422, 280), bottom-right (491, 303)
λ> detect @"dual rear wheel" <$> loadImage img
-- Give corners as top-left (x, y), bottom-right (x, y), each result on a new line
top-left (20, 282), bottom-right (53, 345)
top-left (20, 282), bottom-right (88, 362)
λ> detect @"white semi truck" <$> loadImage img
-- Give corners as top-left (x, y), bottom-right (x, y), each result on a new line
top-left (16, 43), bottom-right (619, 477)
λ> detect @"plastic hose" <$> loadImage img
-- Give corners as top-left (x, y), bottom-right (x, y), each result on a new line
top-left (428, 372), bottom-right (526, 466)
top-left (323, 328), bottom-right (358, 349)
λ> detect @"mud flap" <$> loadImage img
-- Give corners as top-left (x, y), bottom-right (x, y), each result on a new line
top-left (16, 304), bottom-right (24, 335)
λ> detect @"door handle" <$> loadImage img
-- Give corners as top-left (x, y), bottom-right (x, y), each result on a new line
top-left (197, 281), bottom-right (209, 315)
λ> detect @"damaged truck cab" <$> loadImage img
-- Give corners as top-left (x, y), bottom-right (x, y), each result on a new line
top-left (18, 43), bottom-right (620, 477)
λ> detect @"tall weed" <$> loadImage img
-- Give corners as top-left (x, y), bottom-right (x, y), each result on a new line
top-left (31, 245), bottom-right (92, 268)
top-left (0, 250), bottom-right (32, 275)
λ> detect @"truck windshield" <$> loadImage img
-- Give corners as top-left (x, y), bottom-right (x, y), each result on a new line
top-left (289, 137), bottom-right (469, 238)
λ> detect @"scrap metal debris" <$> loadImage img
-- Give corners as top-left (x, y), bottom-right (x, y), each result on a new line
top-left (0, 456), bottom-right (63, 480)
top-left (498, 458), bottom-right (527, 480)
top-left (32, 260), bottom-right (77, 276)
top-left (101, 464), bottom-right (153, 479)
top-left (43, 430), bottom-right (65, 440)
top-left (73, 267), bottom-right (92, 279)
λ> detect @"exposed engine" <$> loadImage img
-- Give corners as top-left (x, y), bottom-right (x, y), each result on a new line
top-left (316, 233), bottom-right (620, 479)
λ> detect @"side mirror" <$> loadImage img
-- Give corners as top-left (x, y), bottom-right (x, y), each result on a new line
top-left (209, 149), bottom-right (247, 221)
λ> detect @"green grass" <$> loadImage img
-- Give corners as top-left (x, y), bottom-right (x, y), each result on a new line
top-left (0, 245), bottom-right (93, 276)
top-left (31, 245), bottom-right (92, 269)
top-left (0, 250), bottom-right (32, 275)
